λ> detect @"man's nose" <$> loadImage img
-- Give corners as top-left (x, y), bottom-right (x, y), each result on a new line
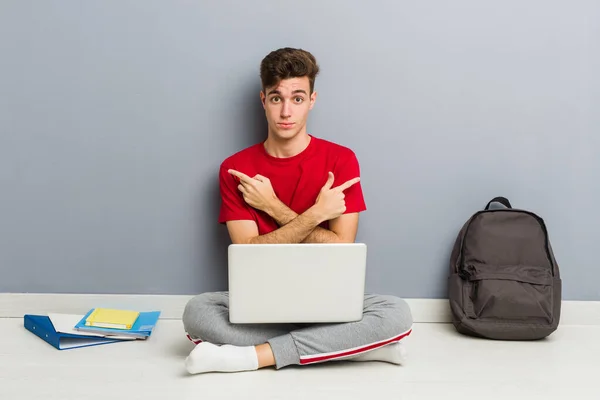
top-left (280, 101), bottom-right (291, 118)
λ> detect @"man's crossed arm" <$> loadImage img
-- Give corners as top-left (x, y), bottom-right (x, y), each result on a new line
top-left (266, 193), bottom-right (359, 243)
top-left (225, 170), bottom-right (360, 244)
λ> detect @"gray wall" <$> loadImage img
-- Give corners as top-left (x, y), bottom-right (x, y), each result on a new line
top-left (1, 1), bottom-right (598, 300)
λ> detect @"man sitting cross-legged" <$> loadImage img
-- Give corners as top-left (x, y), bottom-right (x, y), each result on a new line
top-left (182, 47), bottom-right (413, 374)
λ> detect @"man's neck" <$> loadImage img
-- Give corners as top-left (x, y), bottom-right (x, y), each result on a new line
top-left (263, 132), bottom-right (311, 158)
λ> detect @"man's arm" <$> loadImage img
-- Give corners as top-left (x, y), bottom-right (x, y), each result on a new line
top-left (267, 198), bottom-right (358, 243)
top-left (226, 170), bottom-right (354, 244)
top-left (226, 207), bottom-right (324, 244)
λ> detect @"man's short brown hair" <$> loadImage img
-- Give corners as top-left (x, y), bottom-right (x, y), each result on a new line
top-left (260, 47), bottom-right (320, 93)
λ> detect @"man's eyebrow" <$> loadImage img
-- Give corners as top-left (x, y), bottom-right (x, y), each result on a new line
top-left (267, 89), bottom-right (308, 96)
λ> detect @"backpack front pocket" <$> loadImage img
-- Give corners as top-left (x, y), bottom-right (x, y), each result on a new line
top-left (461, 264), bottom-right (554, 324)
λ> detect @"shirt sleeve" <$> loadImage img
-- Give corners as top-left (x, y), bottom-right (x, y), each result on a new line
top-left (218, 163), bottom-right (255, 223)
top-left (333, 150), bottom-right (367, 214)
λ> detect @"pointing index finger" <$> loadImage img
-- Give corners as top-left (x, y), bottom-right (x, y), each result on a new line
top-left (228, 169), bottom-right (253, 184)
top-left (336, 177), bottom-right (361, 192)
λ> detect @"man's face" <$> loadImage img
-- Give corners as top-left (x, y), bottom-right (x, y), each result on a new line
top-left (260, 76), bottom-right (317, 141)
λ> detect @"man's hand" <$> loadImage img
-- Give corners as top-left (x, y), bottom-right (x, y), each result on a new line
top-left (312, 172), bottom-right (360, 222)
top-left (228, 169), bottom-right (277, 214)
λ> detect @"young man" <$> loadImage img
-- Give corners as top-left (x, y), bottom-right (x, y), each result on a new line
top-left (182, 48), bottom-right (413, 374)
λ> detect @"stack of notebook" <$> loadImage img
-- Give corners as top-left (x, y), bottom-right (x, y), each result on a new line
top-left (24, 308), bottom-right (161, 350)
top-left (74, 308), bottom-right (161, 339)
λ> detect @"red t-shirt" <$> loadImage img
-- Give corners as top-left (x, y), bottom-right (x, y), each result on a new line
top-left (218, 135), bottom-right (367, 235)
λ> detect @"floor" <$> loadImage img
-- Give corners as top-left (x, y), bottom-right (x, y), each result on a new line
top-left (0, 318), bottom-right (597, 400)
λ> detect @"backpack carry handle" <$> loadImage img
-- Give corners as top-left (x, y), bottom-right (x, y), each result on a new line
top-left (485, 196), bottom-right (512, 210)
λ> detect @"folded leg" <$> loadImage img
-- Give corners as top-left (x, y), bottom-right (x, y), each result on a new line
top-left (182, 291), bottom-right (303, 345)
top-left (267, 293), bottom-right (413, 368)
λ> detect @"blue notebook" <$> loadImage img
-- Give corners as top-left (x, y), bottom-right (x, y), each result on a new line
top-left (74, 309), bottom-right (161, 339)
top-left (24, 315), bottom-right (125, 350)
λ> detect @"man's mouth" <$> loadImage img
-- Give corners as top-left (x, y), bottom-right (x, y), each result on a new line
top-left (277, 122), bottom-right (295, 129)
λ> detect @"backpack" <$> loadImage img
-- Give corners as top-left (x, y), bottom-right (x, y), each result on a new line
top-left (448, 196), bottom-right (562, 340)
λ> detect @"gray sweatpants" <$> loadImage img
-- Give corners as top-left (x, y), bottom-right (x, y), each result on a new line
top-left (182, 292), bottom-right (413, 369)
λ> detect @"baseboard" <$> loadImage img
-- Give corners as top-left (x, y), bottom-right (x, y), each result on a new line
top-left (1, 293), bottom-right (599, 325)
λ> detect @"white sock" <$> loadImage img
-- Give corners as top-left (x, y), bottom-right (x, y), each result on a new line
top-left (185, 342), bottom-right (259, 374)
top-left (347, 342), bottom-right (407, 364)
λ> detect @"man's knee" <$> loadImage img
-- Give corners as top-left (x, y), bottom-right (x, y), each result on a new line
top-left (388, 296), bottom-right (414, 332)
top-left (182, 292), bottom-right (227, 339)
top-left (368, 294), bottom-right (414, 336)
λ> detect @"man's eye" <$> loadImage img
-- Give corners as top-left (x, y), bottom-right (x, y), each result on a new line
top-left (294, 97), bottom-right (304, 103)
top-left (271, 97), bottom-right (280, 103)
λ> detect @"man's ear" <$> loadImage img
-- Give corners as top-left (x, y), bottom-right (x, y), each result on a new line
top-left (309, 90), bottom-right (317, 110)
top-left (260, 91), bottom-right (266, 109)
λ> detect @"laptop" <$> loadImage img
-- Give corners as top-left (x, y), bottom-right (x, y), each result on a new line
top-left (228, 243), bottom-right (367, 324)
